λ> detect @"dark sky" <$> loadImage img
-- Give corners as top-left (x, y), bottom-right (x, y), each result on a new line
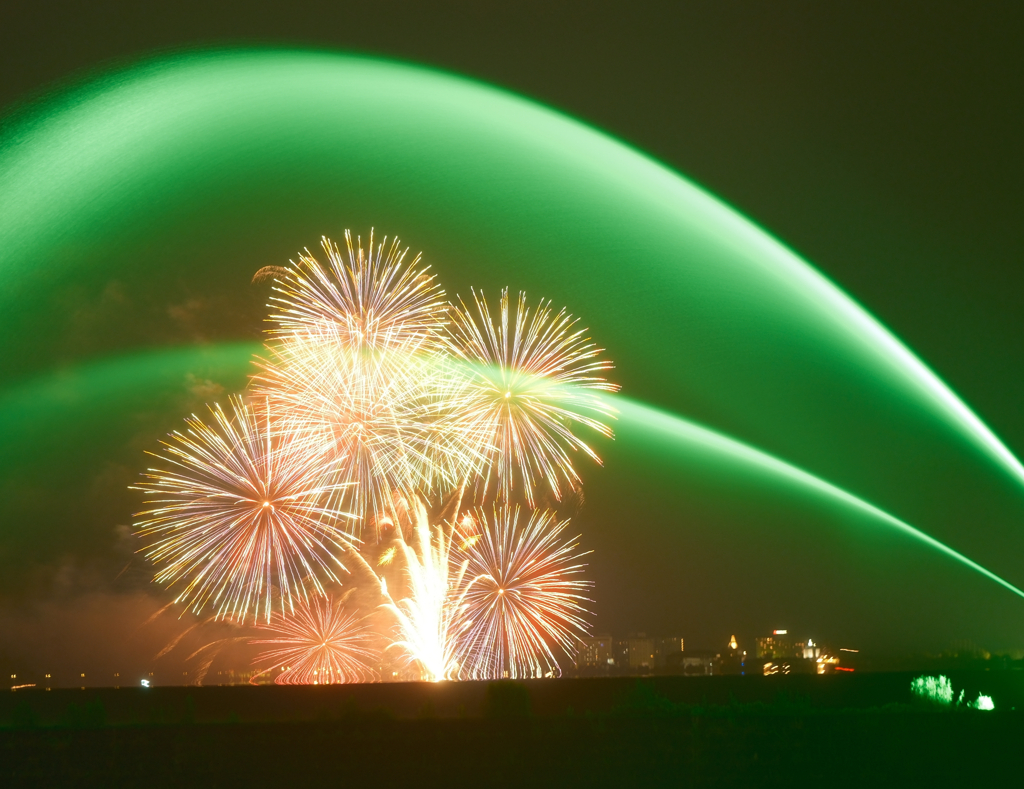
top-left (2, 1), bottom-right (1023, 675)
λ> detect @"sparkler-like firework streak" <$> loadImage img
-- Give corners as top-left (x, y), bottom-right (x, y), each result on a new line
top-left (268, 230), bottom-right (448, 352)
top-left (133, 395), bottom-right (355, 623)
top-left (454, 506), bottom-right (592, 679)
top-left (251, 596), bottom-right (378, 685)
top-left (380, 497), bottom-right (470, 681)
top-left (447, 288), bottom-right (619, 506)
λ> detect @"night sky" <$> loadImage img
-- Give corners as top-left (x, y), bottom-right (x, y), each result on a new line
top-left (2, 2), bottom-right (1023, 678)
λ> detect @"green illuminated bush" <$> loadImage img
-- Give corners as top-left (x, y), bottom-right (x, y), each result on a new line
top-left (910, 675), bottom-right (953, 706)
top-left (909, 675), bottom-right (994, 710)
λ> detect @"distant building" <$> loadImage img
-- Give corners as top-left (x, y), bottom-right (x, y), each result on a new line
top-left (615, 635), bottom-right (655, 671)
top-left (614, 638), bottom-right (630, 668)
top-left (575, 635), bottom-right (614, 669)
top-left (755, 633), bottom-right (843, 675)
top-left (653, 637), bottom-right (683, 667)
top-left (680, 650), bottom-right (716, 676)
top-left (756, 630), bottom-right (803, 659)
top-left (571, 630), bottom-right (849, 678)
top-left (801, 639), bottom-right (822, 659)
top-left (716, 635), bottom-right (743, 675)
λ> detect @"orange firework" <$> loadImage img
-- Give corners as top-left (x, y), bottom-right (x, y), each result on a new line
top-left (378, 497), bottom-right (471, 682)
top-left (454, 505), bottom-right (592, 679)
top-left (255, 329), bottom-right (485, 536)
top-left (133, 396), bottom-right (355, 623)
top-left (135, 231), bottom-right (611, 673)
top-left (251, 596), bottom-right (377, 684)
top-left (253, 232), bottom-right (487, 533)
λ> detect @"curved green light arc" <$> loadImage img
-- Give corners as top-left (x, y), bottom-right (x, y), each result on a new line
top-left (612, 397), bottom-right (1024, 600)
top-left (2, 344), bottom-right (1020, 601)
top-left (0, 50), bottom-right (1019, 495)
top-left (1, 49), bottom-right (1022, 600)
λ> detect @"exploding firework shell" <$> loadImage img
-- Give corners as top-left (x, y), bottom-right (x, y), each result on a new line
top-left (251, 596), bottom-right (378, 685)
top-left (135, 231), bottom-right (614, 679)
top-left (254, 329), bottom-right (489, 536)
top-left (267, 230), bottom-right (448, 353)
top-left (133, 396), bottom-right (356, 624)
top-left (454, 505), bottom-right (593, 680)
top-left (446, 288), bottom-right (619, 506)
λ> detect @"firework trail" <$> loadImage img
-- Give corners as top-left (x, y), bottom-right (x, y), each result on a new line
top-left (188, 637), bottom-right (250, 686)
top-left (379, 497), bottom-right (471, 681)
top-left (446, 288), bottom-right (618, 506)
top-left (252, 265), bottom-right (291, 284)
top-left (454, 505), bottom-right (592, 679)
top-left (251, 596), bottom-right (378, 685)
top-left (153, 621), bottom-right (201, 660)
top-left (133, 395), bottom-right (355, 624)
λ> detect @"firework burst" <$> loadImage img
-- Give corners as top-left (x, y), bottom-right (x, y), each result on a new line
top-left (251, 596), bottom-right (378, 685)
top-left (254, 233), bottom-right (489, 530)
top-left (133, 396), bottom-right (355, 623)
top-left (255, 331), bottom-right (485, 534)
top-left (446, 288), bottom-right (618, 506)
top-left (454, 505), bottom-right (592, 679)
top-left (267, 230), bottom-right (448, 352)
top-left (134, 230), bottom-right (612, 680)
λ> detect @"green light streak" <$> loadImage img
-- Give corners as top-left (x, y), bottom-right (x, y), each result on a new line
top-left (1, 47), bottom-right (1023, 533)
top-left (611, 396), bottom-right (1024, 600)
top-left (3, 342), bottom-right (1020, 602)
top-left (0, 342), bottom-right (257, 482)
top-left (0, 342), bottom-right (256, 432)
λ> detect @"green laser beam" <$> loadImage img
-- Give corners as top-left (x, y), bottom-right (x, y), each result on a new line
top-left (610, 396), bottom-right (1024, 600)
top-left (2, 343), bottom-right (1020, 600)
top-left (1, 48), bottom-right (1022, 515)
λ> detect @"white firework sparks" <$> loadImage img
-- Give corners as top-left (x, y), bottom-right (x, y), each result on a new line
top-left (446, 288), bottom-right (618, 506)
top-left (455, 505), bottom-right (592, 679)
top-left (133, 396), bottom-right (355, 623)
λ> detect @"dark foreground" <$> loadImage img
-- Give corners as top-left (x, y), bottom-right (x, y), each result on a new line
top-left (3, 673), bottom-right (1022, 788)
